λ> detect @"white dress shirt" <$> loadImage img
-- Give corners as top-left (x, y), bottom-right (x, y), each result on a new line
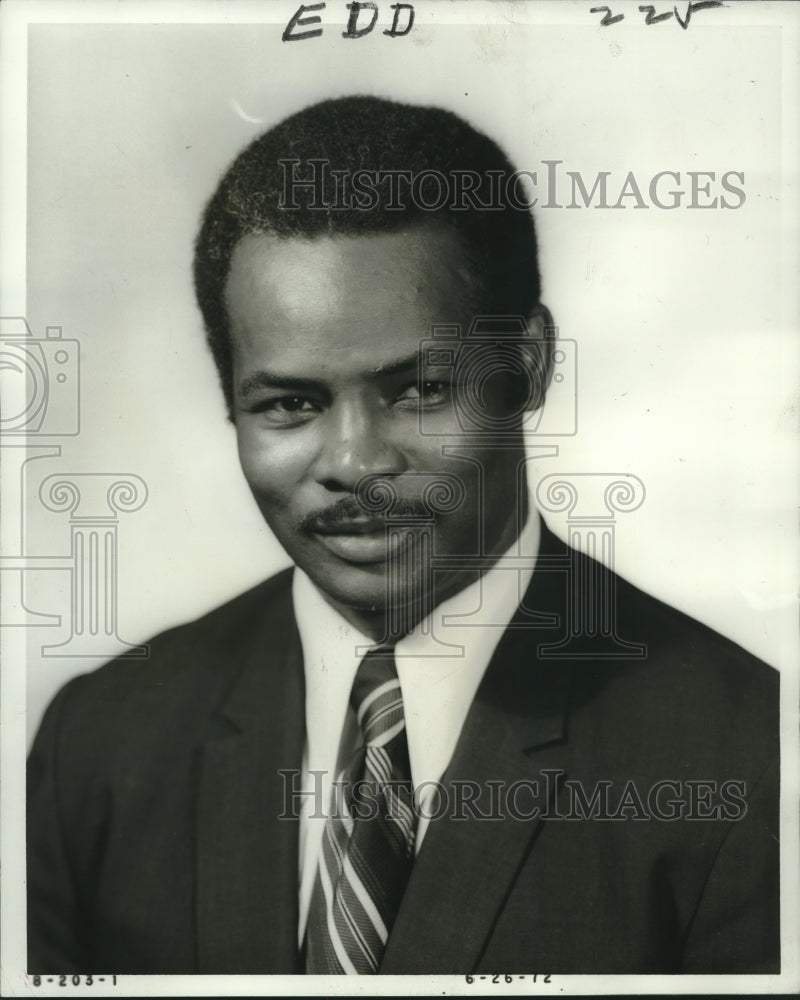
top-left (293, 513), bottom-right (541, 943)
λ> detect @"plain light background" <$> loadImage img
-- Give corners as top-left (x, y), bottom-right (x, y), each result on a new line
top-left (15, 6), bottom-right (798, 742)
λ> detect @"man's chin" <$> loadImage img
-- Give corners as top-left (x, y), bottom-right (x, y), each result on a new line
top-left (304, 560), bottom-right (394, 609)
top-left (298, 556), bottom-right (430, 620)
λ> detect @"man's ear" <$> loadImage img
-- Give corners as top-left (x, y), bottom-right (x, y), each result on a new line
top-left (520, 302), bottom-right (557, 413)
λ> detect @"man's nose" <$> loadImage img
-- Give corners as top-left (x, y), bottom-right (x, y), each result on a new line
top-left (312, 399), bottom-right (407, 492)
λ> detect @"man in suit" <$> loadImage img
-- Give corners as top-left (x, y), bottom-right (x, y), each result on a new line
top-left (27, 96), bottom-right (779, 975)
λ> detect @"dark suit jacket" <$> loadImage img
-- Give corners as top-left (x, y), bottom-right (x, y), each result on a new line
top-left (27, 520), bottom-right (779, 974)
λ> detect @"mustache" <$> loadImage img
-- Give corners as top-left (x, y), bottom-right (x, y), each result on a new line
top-left (299, 495), bottom-right (431, 531)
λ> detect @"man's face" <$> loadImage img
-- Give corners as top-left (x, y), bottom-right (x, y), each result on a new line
top-left (225, 227), bottom-right (529, 631)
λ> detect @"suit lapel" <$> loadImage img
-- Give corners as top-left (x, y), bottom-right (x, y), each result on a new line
top-left (381, 522), bottom-right (573, 973)
top-left (195, 576), bottom-right (305, 973)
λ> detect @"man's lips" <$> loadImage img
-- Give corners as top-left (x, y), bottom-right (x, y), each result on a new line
top-left (307, 518), bottom-right (406, 563)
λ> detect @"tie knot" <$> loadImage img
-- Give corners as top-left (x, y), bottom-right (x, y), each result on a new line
top-left (350, 646), bottom-right (403, 748)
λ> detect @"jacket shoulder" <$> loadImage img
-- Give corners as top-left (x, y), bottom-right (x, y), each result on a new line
top-left (31, 567), bottom-right (296, 757)
top-left (568, 556), bottom-right (779, 777)
top-left (614, 566), bottom-right (778, 691)
top-left (146, 564), bottom-right (295, 658)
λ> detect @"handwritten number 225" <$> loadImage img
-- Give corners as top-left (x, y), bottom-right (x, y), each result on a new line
top-left (589, 2), bottom-right (723, 29)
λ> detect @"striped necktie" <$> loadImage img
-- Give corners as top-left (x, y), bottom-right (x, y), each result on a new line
top-left (305, 646), bottom-right (417, 974)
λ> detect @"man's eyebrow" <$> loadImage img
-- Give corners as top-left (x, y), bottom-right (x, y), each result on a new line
top-left (369, 353), bottom-right (420, 377)
top-left (238, 370), bottom-right (326, 398)
top-left (238, 352), bottom-right (433, 399)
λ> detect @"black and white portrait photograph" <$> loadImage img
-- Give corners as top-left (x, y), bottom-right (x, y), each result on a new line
top-left (1, 0), bottom-right (798, 995)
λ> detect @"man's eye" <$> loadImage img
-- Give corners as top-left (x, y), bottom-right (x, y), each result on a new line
top-left (260, 396), bottom-right (319, 423)
top-left (276, 396), bottom-right (312, 412)
top-left (396, 380), bottom-right (451, 406)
